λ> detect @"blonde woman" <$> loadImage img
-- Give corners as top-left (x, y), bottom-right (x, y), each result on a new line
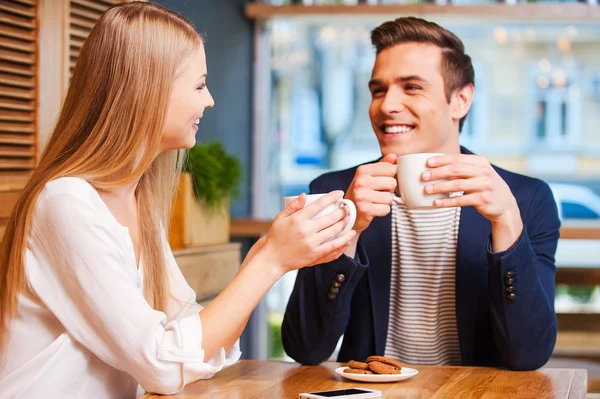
top-left (0, 3), bottom-right (355, 398)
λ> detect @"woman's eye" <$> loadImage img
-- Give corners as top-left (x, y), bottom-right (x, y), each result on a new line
top-left (197, 83), bottom-right (206, 91)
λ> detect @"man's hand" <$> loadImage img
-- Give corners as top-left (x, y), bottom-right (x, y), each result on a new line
top-left (422, 154), bottom-right (523, 252)
top-left (345, 153), bottom-right (398, 234)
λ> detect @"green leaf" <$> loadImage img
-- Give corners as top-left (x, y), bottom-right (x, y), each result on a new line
top-left (183, 141), bottom-right (242, 212)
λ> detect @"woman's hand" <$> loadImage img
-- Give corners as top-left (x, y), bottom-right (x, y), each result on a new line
top-left (262, 191), bottom-right (356, 275)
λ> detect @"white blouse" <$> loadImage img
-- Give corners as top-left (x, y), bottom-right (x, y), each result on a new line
top-left (0, 177), bottom-right (241, 398)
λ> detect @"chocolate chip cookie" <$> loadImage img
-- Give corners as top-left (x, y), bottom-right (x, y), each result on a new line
top-left (347, 360), bottom-right (369, 370)
top-left (365, 355), bottom-right (403, 370)
top-left (368, 360), bottom-right (401, 375)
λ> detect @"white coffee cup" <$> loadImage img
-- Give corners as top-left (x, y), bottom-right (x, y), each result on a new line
top-left (282, 193), bottom-right (357, 241)
top-left (396, 153), bottom-right (449, 209)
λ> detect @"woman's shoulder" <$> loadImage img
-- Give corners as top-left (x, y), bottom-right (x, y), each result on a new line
top-left (35, 177), bottom-right (109, 221)
top-left (32, 177), bottom-right (127, 241)
top-left (38, 177), bottom-right (99, 205)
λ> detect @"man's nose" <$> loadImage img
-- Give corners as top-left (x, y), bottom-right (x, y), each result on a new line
top-left (380, 88), bottom-right (405, 115)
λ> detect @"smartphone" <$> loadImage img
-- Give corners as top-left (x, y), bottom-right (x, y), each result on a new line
top-left (298, 388), bottom-right (382, 399)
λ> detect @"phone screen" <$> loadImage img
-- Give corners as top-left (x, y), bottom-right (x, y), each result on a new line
top-left (308, 389), bottom-right (373, 397)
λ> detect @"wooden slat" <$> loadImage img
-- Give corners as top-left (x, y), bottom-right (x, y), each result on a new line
top-left (557, 312), bottom-right (600, 332)
top-left (70, 7), bottom-right (102, 22)
top-left (0, 133), bottom-right (34, 145)
top-left (11, 0), bottom-right (36, 6)
top-left (0, 11), bottom-right (34, 30)
top-left (72, 0), bottom-right (112, 13)
top-left (0, 173), bottom-right (31, 190)
top-left (0, 109), bottom-right (30, 122)
top-left (70, 28), bottom-right (88, 41)
top-left (0, 0), bottom-right (35, 187)
top-left (246, 3), bottom-right (600, 21)
top-left (0, 85), bottom-right (33, 100)
top-left (70, 15), bottom-right (95, 30)
top-left (0, 157), bottom-right (34, 170)
top-left (0, 49), bottom-right (34, 65)
top-left (173, 243), bottom-right (241, 300)
top-left (230, 218), bottom-right (272, 238)
top-left (556, 268), bottom-right (600, 286)
top-left (0, 60), bottom-right (33, 76)
top-left (0, 99), bottom-right (33, 112)
top-left (0, 190), bottom-right (19, 218)
top-left (70, 36), bottom-right (85, 50)
top-left (0, 3), bottom-right (35, 19)
top-left (0, 35), bottom-right (34, 53)
top-left (0, 144), bottom-right (33, 158)
top-left (0, 72), bottom-right (33, 88)
top-left (0, 122), bottom-right (33, 134)
top-left (0, 23), bottom-right (34, 42)
top-left (561, 226), bottom-right (600, 240)
top-left (70, 49), bottom-right (79, 60)
top-left (0, 218), bottom-right (6, 239)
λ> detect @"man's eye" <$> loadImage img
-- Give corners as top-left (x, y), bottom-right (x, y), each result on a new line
top-left (405, 85), bottom-right (421, 91)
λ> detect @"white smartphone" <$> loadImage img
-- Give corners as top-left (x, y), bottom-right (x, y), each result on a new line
top-left (298, 388), bottom-right (382, 399)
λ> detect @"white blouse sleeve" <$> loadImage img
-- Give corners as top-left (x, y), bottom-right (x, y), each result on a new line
top-left (26, 192), bottom-right (237, 395)
top-left (161, 230), bottom-right (242, 369)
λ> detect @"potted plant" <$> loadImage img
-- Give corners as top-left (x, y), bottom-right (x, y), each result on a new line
top-left (169, 141), bottom-right (242, 249)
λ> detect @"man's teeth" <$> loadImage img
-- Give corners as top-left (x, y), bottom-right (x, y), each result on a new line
top-left (195, 118), bottom-right (200, 124)
top-left (384, 125), bottom-right (413, 134)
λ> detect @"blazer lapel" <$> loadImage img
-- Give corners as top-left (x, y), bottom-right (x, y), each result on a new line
top-left (363, 212), bottom-right (392, 355)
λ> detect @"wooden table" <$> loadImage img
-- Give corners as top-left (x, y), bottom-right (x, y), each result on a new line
top-left (143, 360), bottom-right (587, 398)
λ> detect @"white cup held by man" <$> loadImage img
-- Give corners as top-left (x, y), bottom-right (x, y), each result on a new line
top-left (283, 193), bottom-right (357, 241)
top-left (396, 153), bottom-right (449, 209)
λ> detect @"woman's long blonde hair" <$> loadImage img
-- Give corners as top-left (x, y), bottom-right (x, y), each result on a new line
top-left (0, 2), bottom-right (202, 350)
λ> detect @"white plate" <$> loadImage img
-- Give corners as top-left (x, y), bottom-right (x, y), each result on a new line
top-left (335, 366), bottom-right (419, 383)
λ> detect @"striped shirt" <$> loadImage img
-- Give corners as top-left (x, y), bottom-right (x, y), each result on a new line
top-left (384, 195), bottom-right (463, 365)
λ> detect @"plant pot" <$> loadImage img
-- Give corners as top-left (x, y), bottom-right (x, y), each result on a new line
top-left (169, 172), bottom-right (230, 249)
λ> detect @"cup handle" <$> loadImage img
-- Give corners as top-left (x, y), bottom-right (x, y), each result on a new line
top-left (337, 199), bottom-right (357, 236)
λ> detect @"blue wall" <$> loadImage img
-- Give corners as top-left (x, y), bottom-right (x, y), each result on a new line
top-left (155, 0), bottom-right (253, 218)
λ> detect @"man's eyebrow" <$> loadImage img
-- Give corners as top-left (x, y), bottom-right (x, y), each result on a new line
top-left (368, 75), bottom-right (430, 88)
top-left (368, 78), bottom-right (383, 88)
top-left (395, 75), bottom-right (430, 85)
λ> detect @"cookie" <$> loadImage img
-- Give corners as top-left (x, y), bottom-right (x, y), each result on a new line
top-left (345, 368), bottom-right (374, 375)
top-left (365, 355), bottom-right (402, 370)
top-left (347, 360), bottom-right (369, 370)
top-left (368, 361), bottom-right (401, 375)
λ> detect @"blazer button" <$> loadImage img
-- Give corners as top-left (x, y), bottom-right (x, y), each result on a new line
top-left (336, 274), bottom-right (346, 283)
top-left (332, 281), bottom-right (341, 288)
top-left (505, 278), bottom-right (514, 285)
top-left (504, 272), bottom-right (513, 279)
top-left (505, 286), bottom-right (514, 293)
top-left (328, 293), bottom-right (337, 301)
top-left (329, 287), bottom-right (340, 295)
top-left (507, 293), bottom-right (516, 300)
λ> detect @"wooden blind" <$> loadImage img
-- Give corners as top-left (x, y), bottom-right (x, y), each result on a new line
top-left (0, 0), bottom-right (37, 237)
top-left (69, 0), bottom-right (122, 76)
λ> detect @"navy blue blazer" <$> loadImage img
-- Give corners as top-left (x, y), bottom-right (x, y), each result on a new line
top-left (282, 148), bottom-right (561, 370)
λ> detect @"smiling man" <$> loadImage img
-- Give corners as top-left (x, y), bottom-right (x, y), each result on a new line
top-left (282, 17), bottom-right (561, 370)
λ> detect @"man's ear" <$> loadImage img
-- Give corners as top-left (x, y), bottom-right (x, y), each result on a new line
top-left (450, 83), bottom-right (474, 122)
